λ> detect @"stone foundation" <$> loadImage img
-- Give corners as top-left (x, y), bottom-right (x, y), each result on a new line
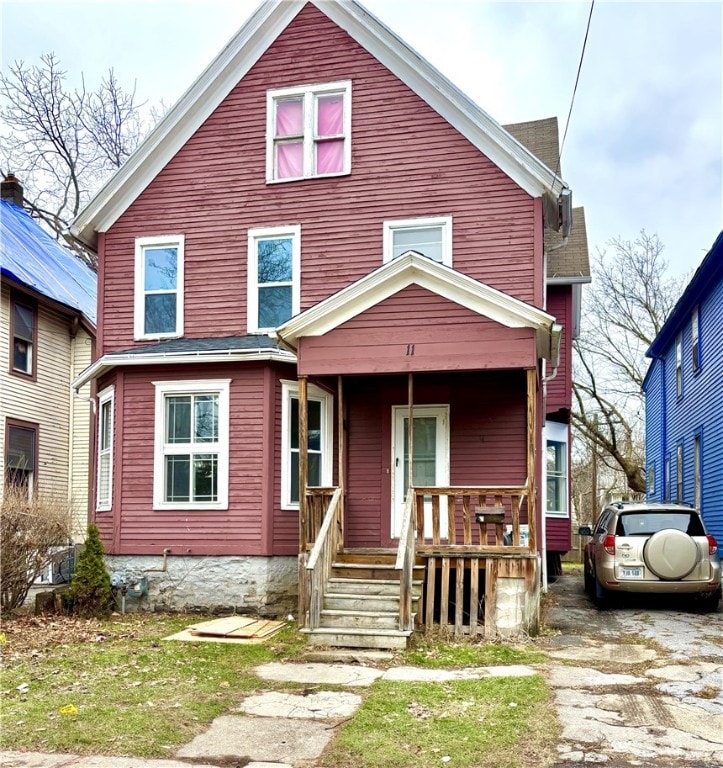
top-left (104, 554), bottom-right (298, 616)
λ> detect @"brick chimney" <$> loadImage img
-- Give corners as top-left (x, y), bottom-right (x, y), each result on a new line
top-left (1, 174), bottom-right (24, 207)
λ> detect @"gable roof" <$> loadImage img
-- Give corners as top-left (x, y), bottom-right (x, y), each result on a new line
top-left (504, 118), bottom-right (590, 284)
top-left (71, 0), bottom-right (571, 249)
top-left (647, 230), bottom-right (723, 359)
top-left (275, 251), bottom-right (562, 365)
top-left (1, 199), bottom-right (97, 327)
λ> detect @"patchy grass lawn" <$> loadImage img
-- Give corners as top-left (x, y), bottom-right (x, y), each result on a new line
top-left (322, 676), bottom-right (558, 768)
top-left (1, 613), bottom-right (557, 766)
top-left (0, 613), bottom-right (304, 757)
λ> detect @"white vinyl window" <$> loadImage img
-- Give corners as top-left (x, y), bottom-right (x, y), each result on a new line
top-left (134, 235), bottom-right (185, 340)
top-left (383, 216), bottom-right (453, 266)
top-left (544, 421), bottom-right (568, 518)
top-left (96, 386), bottom-right (114, 511)
top-left (691, 306), bottom-right (700, 371)
top-left (153, 380), bottom-right (230, 510)
top-left (675, 333), bottom-right (682, 397)
top-left (247, 226), bottom-right (301, 333)
top-left (281, 380), bottom-right (333, 510)
top-left (266, 81), bottom-right (351, 182)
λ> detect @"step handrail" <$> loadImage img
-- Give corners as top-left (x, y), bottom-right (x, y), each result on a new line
top-left (305, 486), bottom-right (343, 629)
top-left (395, 488), bottom-right (416, 632)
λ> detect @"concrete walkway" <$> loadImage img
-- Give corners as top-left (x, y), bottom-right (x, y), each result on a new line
top-left (1, 658), bottom-right (537, 768)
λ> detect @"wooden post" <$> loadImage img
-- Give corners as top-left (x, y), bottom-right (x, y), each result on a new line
top-left (526, 368), bottom-right (537, 552)
top-left (299, 376), bottom-right (309, 551)
top-left (337, 375), bottom-right (345, 551)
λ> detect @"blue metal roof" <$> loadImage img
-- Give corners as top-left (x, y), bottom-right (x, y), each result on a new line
top-left (1, 199), bottom-right (97, 326)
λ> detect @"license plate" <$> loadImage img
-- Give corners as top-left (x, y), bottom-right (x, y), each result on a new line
top-left (621, 567), bottom-right (642, 578)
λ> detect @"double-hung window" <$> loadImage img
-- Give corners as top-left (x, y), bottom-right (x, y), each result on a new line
top-left (544, 421), bottom-right (568, 517)
top-left (675, 333), bottom-right (682, 397)
top-left (691, 306), bottom-right (700, 371)
top-left (281, 381), bottom-right (333, 509)
top-left (153, 380), bottom-right (230, 510)
top-left (96, 386), bottom-right (114, 511)
top-left (383, 217), bottom-right (453, 267)
top-left (5, 420), bottom-right (37, 493)
top-left (247, 226), bottom-right (300, 333)
top-left (135, 236), bottom-right (184, 340)
top-left (676, 444), bottom-right (683, 502)
top-left (266, 81), bottom-right (351, 182)
top-left (11, 296), bottom-right (36, 377)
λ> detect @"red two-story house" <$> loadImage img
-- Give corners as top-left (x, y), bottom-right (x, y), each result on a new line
top-left (72, 0), bottom-right (589, 647)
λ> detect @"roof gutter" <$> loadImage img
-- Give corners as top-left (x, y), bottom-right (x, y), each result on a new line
top-left (72, 347), bottom-right (296, 392)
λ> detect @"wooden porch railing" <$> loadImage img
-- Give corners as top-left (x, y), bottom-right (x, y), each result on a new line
top-left (300, 486), bottom-right (339, 553)
top-left (413, 486), bottom-right (532, 637)
top-left (300, 487), bottom-right (343, 630)
top-left (394, 488), bottom-right (416, 632)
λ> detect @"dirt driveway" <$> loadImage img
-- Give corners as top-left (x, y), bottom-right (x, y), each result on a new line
top-left (540, 570), bottom-right (723, 767)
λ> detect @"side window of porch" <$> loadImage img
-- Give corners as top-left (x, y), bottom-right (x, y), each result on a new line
top-left (153, 380), bottom-right (230, 510)
top-left (383, 216), bottom-right (453, 267)
top-left (281, 380), bottom-right (333, 509)
top-left (96, 386), bottom-right (114, 511)
top-left (5, 420), bottom-right (38, 494)
top-left (134, 236), bottom-right (185, 340)
top-left (544, 421), bottom-right (568, 517)
top-left (247, 226), bottom-right (301, 333)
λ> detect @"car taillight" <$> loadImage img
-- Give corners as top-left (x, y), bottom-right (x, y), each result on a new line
top-left (603, 534), bottom-right (616, 556)
top-left (707, 534), bottom-right (718, 556)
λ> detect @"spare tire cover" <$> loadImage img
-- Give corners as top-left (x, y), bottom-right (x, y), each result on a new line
top-left (643, 529), bottom-right (699, 580)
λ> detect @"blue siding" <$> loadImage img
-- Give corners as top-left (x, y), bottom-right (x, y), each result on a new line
top-left (644, 233), bottom-right (723, 542)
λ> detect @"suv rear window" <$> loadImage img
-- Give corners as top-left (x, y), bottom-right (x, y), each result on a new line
top-left (615, 511), bottom-right (705, 537)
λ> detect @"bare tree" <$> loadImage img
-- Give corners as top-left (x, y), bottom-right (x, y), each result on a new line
top-left (573, 231), bottom-right (685, 494)
top-left (0, 53), bottom-right (150, 269)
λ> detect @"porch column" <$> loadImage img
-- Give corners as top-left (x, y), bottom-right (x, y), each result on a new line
top-left (298, 376), bottom-right (309, 551)
top-left (337, 375), bottom-right (345, 549)
top-left (526, 367), bottom-right (537, 551)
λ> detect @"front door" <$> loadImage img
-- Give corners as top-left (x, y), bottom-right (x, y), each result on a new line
top-left (391, 405), bottom-right (449, 539)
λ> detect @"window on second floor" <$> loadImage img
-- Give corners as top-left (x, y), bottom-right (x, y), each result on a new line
top-left (675, 333), bottom-right (682, 397)
top-left (134, 236), bottom-right (184, 340)
top-left (247, 226), bottom-right (300, 333)
top-left (11, 296), bottom-right (36, 378)
top-left (383, 217), bottom-right (453, 267)
top-left (5, 420), bottom-right (37, 495)
top-left (691, 306), bottom-right (700, 372)
top-left (266, 81), bottom-right (351, 182)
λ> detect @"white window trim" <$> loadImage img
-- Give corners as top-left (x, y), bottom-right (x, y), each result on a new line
top-left (265, 80), bottom-right (352, 183)
top-left (247, 225), bottom-right (301, 334)
top-left (675, 333), bottom-right (682, 397)
top-left (691, 306), bottom-right (700, 371)
top-left (281, 380), bottom-right (333, 510)
top-left (134, 235), bottom-right (185, 341)
top-left (382, 216), bottom-right (453, 267)
top-left (152, 379), bottom-right (230, 511)
top-left (544, 421), bottom-right (569, 518)
top-left (96, 385), bottom-right (115, 512)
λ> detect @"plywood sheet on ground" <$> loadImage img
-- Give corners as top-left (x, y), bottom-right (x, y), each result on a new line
top-left (164, 616), bottom-right (286, 644)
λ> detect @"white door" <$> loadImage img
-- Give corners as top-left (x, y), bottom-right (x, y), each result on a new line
top-left (391, 405), bottom-right (449, 539)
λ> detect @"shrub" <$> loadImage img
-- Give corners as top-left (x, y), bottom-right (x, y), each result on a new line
top-left (69, 524), bottom-right (112, 617)
top-left (0, 483), bottom-right (73, 612)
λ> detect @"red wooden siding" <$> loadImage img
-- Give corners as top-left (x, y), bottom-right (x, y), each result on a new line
top-left (546, 286), bottom-right (572, 414)
top-left (99, 3), bottom-right (538, 356)
top-left (345, 371), bottom-right (529, 548)
top-left (547, 513), bottom-right (572, 553)
top-left (297, 285), bottom-right (537, 376)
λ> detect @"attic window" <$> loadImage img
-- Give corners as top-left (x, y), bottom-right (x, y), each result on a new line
top-left (11, 296), bottom-right (36, 377)
top-left (383, 217), bottom-right (453, 267)
top-left (266, 81), bottom-right (351, 182)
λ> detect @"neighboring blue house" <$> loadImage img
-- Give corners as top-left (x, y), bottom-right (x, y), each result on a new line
top-left (642, 230), bottom-right (723, 542)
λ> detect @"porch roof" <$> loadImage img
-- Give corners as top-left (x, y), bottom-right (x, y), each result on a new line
top-left (275, 252), bottom-right (561, 366)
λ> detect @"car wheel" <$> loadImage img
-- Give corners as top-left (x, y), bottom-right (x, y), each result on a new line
top-left (643, 528), bottom-right (699, 580)
top-left (696, 588), bottom-right (721, 614)
top-left (583, 564), bottom-right (594, 595)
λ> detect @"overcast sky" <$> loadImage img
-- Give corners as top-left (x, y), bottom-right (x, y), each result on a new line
top-left (2, 0), bottom-right (721, 278)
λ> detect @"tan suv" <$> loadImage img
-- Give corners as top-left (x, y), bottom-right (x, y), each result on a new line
top-left (580, 502), bottom-right (721, 611)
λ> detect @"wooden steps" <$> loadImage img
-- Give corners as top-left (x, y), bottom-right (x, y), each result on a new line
top-left (302, 550), bottom-right (424, 650)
